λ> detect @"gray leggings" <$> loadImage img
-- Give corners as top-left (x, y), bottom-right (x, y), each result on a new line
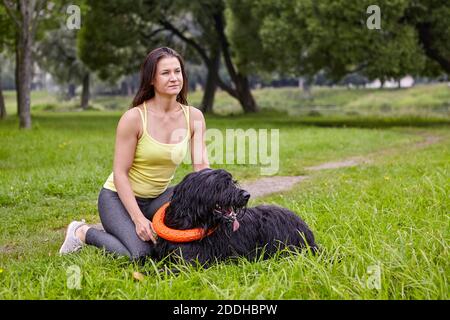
top-left (85, 187), bottom-right (174, 261)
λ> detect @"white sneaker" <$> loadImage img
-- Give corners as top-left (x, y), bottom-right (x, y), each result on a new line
top-left (59, 219), bottom-right (86, 255)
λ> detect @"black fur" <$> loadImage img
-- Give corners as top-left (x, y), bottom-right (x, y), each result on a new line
top-left (151, 168), bottom-right (318, 265)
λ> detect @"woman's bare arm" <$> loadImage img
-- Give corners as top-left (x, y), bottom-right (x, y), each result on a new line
top-left (189, 107), bottom-right (210, 172)
top-left (113, 108), bottom-right (156, 243)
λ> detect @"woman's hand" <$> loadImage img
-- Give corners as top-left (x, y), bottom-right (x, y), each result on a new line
top-left (134, 216), bottom-right (157, 244)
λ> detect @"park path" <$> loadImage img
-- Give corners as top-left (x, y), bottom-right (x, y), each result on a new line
top-left (241, 133), bottom-right (443, 199)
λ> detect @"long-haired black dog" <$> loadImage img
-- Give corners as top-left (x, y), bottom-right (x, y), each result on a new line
top-left (151, 168), bottom-right (318, 265)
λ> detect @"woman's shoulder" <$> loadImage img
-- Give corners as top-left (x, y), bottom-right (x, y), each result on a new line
top-left (117, 107), bottom-right (143, 132)
top-left (186, 105), bottom-right (204, 120)
top-left (122, 106), bottom-right (143, 121)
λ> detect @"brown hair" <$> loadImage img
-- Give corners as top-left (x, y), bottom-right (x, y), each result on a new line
top-left (130, 47), bottom-right (188, 109)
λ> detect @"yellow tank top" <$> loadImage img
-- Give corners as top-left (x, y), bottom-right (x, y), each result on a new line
top-left (103, 102), bottom-right (190, 198)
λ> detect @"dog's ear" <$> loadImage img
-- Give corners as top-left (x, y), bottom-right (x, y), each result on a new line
top-left (171, 170), bottom-right (216, 213)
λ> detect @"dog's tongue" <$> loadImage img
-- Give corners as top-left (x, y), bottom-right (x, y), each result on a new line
top-left (232, 219), bottom-right (240, 232)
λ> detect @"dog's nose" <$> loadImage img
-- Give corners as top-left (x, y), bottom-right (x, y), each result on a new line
top-left (242, 191), bottom-right (251, 201)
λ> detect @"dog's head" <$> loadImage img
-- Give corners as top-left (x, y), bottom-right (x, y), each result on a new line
top-left (166, 168), bottom-right (250, 231)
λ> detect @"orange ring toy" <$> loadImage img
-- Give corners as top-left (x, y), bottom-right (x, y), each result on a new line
top-left (152, 202), bottom-right (216, 243)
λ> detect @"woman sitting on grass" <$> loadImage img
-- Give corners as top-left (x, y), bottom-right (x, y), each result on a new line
top-left (59, 47), bottom-right (210, 261)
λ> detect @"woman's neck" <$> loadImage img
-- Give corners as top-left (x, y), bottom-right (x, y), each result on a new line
top-left (150, 95), bottom-right (179, 113)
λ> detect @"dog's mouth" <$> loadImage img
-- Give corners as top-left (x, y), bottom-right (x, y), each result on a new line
top-left (214, 205), bottom-right (240, 232)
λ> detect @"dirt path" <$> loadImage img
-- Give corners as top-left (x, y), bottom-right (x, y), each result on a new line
top-left (304, 157), bottom-right (369, 171)
top-left (241, 134), bottom-right (443, 199)
top-left (240, 176), bottom-right (309, 198)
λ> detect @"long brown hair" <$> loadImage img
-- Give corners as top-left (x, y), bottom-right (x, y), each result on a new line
top-left (130, 47), bottom-right (188, 109)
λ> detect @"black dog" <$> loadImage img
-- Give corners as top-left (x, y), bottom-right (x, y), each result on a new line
top-left (151, 168), bottom-right (318, 265)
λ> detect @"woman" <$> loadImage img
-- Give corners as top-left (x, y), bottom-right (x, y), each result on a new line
top-left (59, 47), bottom-right (210, 261)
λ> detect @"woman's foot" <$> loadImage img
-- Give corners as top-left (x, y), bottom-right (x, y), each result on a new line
top-left (59, 220), bottom-right (88, 255)
top-left (75, 224), bottom-right (91, 243)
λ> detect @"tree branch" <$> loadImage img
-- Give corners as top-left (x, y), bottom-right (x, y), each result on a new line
top-left (31, 0), bottom-right (47, 40)
top-left (158, 18), bottom-right (211, 66)
top-left (216, 77), bottom-right (237, 98)
top-left (416, 23), bottom-right (450, 74)
top-left (139, 27), bottom-right (165, 40)
top-left (212, 12), bottom-right (238, 82)
top-left (346, 62), bottom-right (369, 75)
top-left (2, 0), bottom-right (22, 28)
top-left (158, 14), bottom-right (236, 97)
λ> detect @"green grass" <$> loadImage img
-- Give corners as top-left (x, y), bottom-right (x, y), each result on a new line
top-left (3, 83), bottom-right (450, 118)
top-left (190, 83), bottom-right (450, 117)
top-left (0, 87), bottom-right (449, 299)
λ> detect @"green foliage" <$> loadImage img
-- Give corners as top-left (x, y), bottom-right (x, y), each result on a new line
top-left (232, 0), bottom-right (449, 80)
top-left (402, 0), bottom-right (450, 75)
top-left (34, 1), bottom-right (71, 42)
top-left (0, 4), bottom-right (14, 51)
top-left (363, 25), bottom-right (426, 81)
top-left (77, 1), bottom-right (147, 80)
top-left (1, 1), bottom-right (71, 48)
top-left (36, 27), bottom-right (88, 87)
top-left (225, 0), bottom-right (268, 74)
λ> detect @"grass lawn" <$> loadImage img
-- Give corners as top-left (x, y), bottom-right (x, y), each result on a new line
top-left (0, 87), bottom-right (449, 299)
top-left (3, 83), bottom-right (449, 118)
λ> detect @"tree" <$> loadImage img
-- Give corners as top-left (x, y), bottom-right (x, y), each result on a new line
top-left (1, 0), bottom-right (68, 127)
top-left (0, 3), bottom-right (14, 119)
top-left (226, 0), bottom-right (317, 96)
top-left (0, 58), bottom-right (5, 119)
top-left (2, 0), bottom-right (53, 128)
top-left (36, 27), bottom-right (91, 108)
top-left (149, 0), bottom-right (260, 112)
top-left (233, 0), bottom-right (448, 86)
top-left (78, 1), bottom-right (145, 81)
top-left (77, 0), bottom-right (150, 111)
top-left (79, 0), bottom-right (259, 113)
top-left (402, 0), bottom-right (450, 74)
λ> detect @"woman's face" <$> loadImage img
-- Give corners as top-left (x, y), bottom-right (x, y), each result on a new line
top-left (152, 56), bottom-right (183, 97)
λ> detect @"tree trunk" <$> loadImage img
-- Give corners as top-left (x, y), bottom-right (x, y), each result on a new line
top-left (200, 48), bottom-right (220, 114)
top-left (120, 81), bottom-right (126, 95)
top-left (121, 78), bottom-right (134, 96)
top-left (301, 76), bottom-right (312, 99)
top-left (213, 12), bottom-right (259, 113)
top-left (68, 83), bottom-right (76, 99)
top-left (233, 73), bottom-right (258, 113)
top-left (81, 72), bottom-right (90, 109)
top-left (0, 74), bottom-right (6, 119)
top-left (416, 23), bottom-right (450, 74)
top-left (128, 82), bottom-right (133, 96)
top-left (15, 28), bottom-right (21, 117)
top-left (17, 5), bottom-right (33, 129)
top-left (5, 0), bottom-right (44, 127)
